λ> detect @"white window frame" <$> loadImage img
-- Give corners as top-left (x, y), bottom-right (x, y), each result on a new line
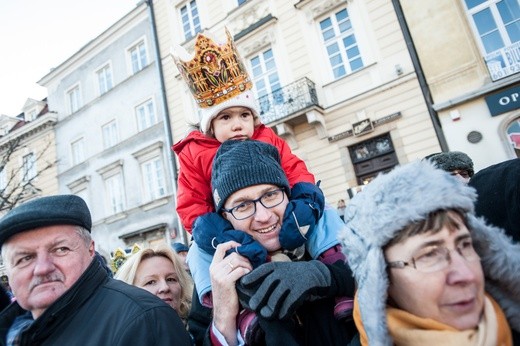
top-left (179, 0), bottom-right (201, 41)
top-left (127, 38), bottom-right (148, 74)
top-left (96, 62), bottom-right (113, 95)
top-left (71, 137), bottom-right (85, 166)
top-left (0, 167), bottom-right (7, 191)
top-left (318, 6), bottom-right (364, 80)
top-left (141, 157), bottom-right (167, 201)
top-left (105, 173), bottom-right (126, 214)
top-left (22, 153), bottom-right (37, 182)
top-left (463, 0), bottom-right (520, 81)
top-left (67, 83), bottom-right (82, 114)
top-left (249, 47), bottom-right (284, 117)
top-left (135, 98), bottom-right (158, 131)
top-left (102, 120), bottom-right (119, 149)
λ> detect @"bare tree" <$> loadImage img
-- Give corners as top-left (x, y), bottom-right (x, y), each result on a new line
top-left (0, 137), bottom-right (57, 212)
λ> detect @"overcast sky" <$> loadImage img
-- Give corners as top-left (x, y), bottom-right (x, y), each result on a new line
top-left (0, 0), bottom-right (138, 116)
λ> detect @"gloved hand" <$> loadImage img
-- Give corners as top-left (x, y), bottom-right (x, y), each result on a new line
top-left (236, 260), bottom-right (333, 320)
top-left (279, 182), bottom-right (325, 250)
top-left (192, 212), bottom-right (267, 268)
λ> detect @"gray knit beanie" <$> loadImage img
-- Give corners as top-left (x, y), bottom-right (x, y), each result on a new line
top-left (211, 140), bottom-right (290, 211)
top-left (425, 151), bottom-right (474, 177)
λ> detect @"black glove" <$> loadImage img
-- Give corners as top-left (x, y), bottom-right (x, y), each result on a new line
top-left (279, 182), bottom-right (325, 250)
top-left (236, 260), bottom-right (334, 320)
top-left (192, 212), bottom-right (267, 268)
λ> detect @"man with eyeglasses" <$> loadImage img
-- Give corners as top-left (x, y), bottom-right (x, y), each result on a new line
top-left (186, 140), bottom-right (356, 345)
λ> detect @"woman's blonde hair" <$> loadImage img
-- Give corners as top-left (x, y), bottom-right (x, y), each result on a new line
top-left (115, 243), bottom-right (193, 319)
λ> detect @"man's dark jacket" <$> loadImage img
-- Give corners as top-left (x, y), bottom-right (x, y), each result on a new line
top-left (0, 259), bottom-right (191, 345)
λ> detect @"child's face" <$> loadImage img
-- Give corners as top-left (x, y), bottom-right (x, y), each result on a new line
top-left (211, 106), bottom-right (255, 143)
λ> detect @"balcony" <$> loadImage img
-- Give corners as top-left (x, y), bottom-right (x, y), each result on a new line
top-left (257, 77), bottom-right (320, 124)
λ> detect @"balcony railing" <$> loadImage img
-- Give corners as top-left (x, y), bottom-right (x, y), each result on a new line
top-left (257, 77), bottom-right (319, 124)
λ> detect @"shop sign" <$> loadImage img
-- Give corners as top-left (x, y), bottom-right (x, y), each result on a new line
top-left (485, 85), bottom-right (520, 117)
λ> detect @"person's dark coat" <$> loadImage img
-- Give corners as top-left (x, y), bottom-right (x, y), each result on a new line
top-left (0, 258), bottom-right (191, 346)
top-left (469, 158), bottom-right (520, 243)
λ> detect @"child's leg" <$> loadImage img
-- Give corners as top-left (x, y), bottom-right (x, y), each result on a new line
top-left (307, 204), bottom-right (354, 321)
top-left (186, 241), bottom-right (213, 304)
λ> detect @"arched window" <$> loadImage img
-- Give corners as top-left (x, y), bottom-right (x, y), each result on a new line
top-left (506, 117), bottom-right (520, 157)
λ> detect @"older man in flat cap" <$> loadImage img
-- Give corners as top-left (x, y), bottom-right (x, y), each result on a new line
top-left (0, 195), bottom-right (191, 345)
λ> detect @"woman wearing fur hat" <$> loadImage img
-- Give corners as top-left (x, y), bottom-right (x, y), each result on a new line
top-left (339, 160), bottom-right (520, 345)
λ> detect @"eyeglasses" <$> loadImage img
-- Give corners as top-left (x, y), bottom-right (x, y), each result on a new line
top-left (222, 189), bottom-right (285, 220)
top-left (387, 237), bottom-right (480, 273)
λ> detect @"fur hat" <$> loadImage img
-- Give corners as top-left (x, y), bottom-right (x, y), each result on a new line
top-left (211, 140), bottom-right (290, 211)
top-left (199, 89), bottom-right (260, 134)
top-left (425, 151), bottom-right (474, 177)
top-left (338, 160), bottom-right (520, 344)
top-left (0, 195), bottom-right (91, 247)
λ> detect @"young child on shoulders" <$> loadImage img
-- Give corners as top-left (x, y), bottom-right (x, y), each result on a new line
top-left (171, 29), bottom-right (351, 339)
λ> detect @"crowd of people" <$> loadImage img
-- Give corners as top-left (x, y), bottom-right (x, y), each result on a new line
top-left (0, 28), bottom-right (519, 345)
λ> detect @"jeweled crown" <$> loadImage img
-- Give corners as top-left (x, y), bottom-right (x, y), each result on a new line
top-left (110, 243), bottom-right (141, 273)
top-left (172, 28), bottom-right (253, 108)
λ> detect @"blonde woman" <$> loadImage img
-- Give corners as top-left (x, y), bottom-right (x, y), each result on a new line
top-left (115, 244), bottom-right (193, 323)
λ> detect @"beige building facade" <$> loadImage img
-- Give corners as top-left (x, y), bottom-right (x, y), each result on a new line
top-left (399, 0), bottom-right (520, 171)
top-left (151, 0), bottom-right (443, 205)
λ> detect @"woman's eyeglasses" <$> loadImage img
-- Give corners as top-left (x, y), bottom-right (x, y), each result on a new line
top-left (387, 237), bottom-right (480, 273)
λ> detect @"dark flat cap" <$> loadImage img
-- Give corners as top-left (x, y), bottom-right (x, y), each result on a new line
top-left (0, 195), bottom-right (91, 247)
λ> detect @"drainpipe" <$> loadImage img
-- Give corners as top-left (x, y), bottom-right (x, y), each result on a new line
top-left (392, 0), bottom-right (449, 151)
top-left (144, 0), bottom-right (187, 245)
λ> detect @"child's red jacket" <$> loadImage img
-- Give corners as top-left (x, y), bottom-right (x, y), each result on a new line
top-left (172, 124), bottom-right (315, 233)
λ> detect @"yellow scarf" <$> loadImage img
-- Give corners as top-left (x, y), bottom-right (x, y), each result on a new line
top-left (353, 293), bottom-right (512, 346)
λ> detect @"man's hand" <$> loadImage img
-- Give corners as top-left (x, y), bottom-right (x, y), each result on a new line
top-left (236, 260), bottom-right (333, 320)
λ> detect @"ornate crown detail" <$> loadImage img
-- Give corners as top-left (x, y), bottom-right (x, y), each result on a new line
top-left (110, 243), bottom-right (141, 273)
top-left (173, 28), bottom-right (253, 108)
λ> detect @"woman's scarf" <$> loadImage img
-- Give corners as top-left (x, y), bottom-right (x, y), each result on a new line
top-left (353, 293), bottom-right (512, 345)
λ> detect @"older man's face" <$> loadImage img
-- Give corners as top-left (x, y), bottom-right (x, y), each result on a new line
top-left (3, 225), bottom-right (94, 318)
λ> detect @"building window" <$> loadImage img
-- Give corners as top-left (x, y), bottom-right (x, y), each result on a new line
top-left (141, 157), bottom-right (166, 201)
top-left (464, 0), bottom-right (520, 80)
top-left (96, 64), bottom-right (113, 95)
top-left (71, 138), bottom-right (85, 166)
top-left (102, 120), bottom-right (118, 149)
top-left (348, 133), bottom-right (398, 185)
top-left (135, 99), bottom-right (157, 131)
top-left (67, 85), bottom-right (81, 113)
top-left (105, 173), bottom-right (125, 214)
top-left (0, 167), bottom-right (7, 191)
top-left (128, 40), bottom-right (148, 74)
top-left (238, 0), bottom-right (248, 5)
top-left (22, 153), bottom-right (36, 182)
top-left (250, 48), bottom-right (282, 115)
top-left (506, 117), bottom-right (520, 157)
top-left (26, 109), bottom-right (38, 121)
top-left (180, 0), bottom-right (201, 41)
top-left (319, 8), bottom-right (364, 79)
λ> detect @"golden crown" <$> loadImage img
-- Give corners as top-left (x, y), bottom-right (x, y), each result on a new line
top-left (110, 243), bottom-right (142, 273)
top-left (173, 28), bottom-right (253, 108)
